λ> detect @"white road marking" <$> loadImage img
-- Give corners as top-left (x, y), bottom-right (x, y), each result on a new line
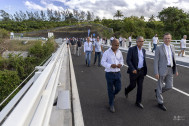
top-left (123, 64), bottom-right (189, 97)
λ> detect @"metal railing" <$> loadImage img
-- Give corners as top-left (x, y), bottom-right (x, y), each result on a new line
top-left (1, 43), bottom-right (66, 126)
top-left (105, 39), bottom-right (189, 55)
top-left (11, 37), bottom-right (48, 41)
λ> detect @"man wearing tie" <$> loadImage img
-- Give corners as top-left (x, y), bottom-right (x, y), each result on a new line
top-left (125, 36), bottom-right (147, 109)
top-left (154, 33), bottom-right (178, 111)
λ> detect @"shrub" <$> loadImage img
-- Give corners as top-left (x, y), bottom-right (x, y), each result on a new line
top-left (0, 29), bottom-right (9, 39)
top-left (0, 70), bottom-right (21, 105)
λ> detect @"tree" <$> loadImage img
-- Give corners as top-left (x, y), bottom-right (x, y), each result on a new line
top-left (140, 16), bottom-right (145, 21)
top-left (94, 16), bottom-right (101, 23)
top-left (40, 10), bottom-right (46, 21)
top-left (79, 11), bottom-right (85, 21)
top-left (114, 10), bottom-right (124, 19)
top-left (158, 7), bottom-right (188, 38)
top-left (73, 9), bottom-right (80, 21)
top-left (26, 11), bottom-right (35, 21)
top-left (148, 15), bottom-right (155, 22)
top-left (0, 10), bottom-right (11, 21)
top-left (54, 10), bottom-right (61, 22)
top-left (87, 11), bottom-right (92, 21)
top-left (19, 11), bottom-right (27, 21)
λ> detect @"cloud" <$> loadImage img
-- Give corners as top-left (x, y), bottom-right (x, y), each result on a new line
top-left (24, 0), bottom-right (189, 19)
top-left (25, 1), bottom-right (46, 10)
top-left (24, 0), bottom-right (64, 11)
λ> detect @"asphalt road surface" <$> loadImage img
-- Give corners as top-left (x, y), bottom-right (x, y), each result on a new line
top-left (71, 47), bottom-right (189, 126)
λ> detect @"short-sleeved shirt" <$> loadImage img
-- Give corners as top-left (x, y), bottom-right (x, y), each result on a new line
top-left (93, 41), bottom-right (102, 52)
top-left (180, 39), bottom-right (186, 48)
top-left (84, 41), bottom-right (93, 52)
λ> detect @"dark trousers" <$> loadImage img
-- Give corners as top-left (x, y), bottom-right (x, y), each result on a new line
top-left (152, 44), bottom-right (157, 52)
top-left (94, 52), bottom-right (101, 66)
top-left (105, 72), bottom-right (121, 106)
top-left (128, 42), bottom-right (132, 47)
top-left (125, 69), bottom-right (144, 103)
top-left (119, 41), bottom-right (122, 47)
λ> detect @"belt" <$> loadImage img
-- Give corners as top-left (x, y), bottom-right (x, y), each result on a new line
top-left (108, 72), bottom-right (120, 74)
top-left (167, 65), bottom-right (172, 67)
top-left (137, 67), bottom-right (144, 71)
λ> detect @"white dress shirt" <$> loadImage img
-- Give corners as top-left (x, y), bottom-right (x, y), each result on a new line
top-left (84, 41), bottom-right (93, 52)
top-left (119, 37), bottom-right (123, 41)
top-left (152, 37), bottom-right (159, 44)
top-left (110, 37), bottom-right (114, 40)
top-left (129, 36), bottom-right (132, 42)
top-left (101, 48), bottom-right (124, 72)
top-left (164, 44), bottom-right (173, 67)
top-left (137, 47), bottom-right (144, 69)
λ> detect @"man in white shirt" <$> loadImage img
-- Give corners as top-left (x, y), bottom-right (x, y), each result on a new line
top-left (151, 34), bottom-right (159, 52)
top-left (178, 35), bottom-right (187, 57)
top-left (110, 36), bottom-right (114, 45)
top-left (93, 36), bottom-right (104, 67)
top-left (154, 33), bottom-right (178, 111)
top-left (128, 35), bottom-right (132, 47)
top-left (119, 36), bottom-right (123, 47)
top-left (84, 37), bottom-right (93, 67)
top-left (101, 39), bottom-right (124, 113)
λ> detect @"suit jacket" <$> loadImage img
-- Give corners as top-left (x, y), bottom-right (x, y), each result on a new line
top-left (154, 44), bottom-right (178, 76)
top-left (126, 46), bottom-right (147, 76)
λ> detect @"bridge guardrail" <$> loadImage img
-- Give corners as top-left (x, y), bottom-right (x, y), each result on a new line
top-left (2, 43), bottom-right (66, 126)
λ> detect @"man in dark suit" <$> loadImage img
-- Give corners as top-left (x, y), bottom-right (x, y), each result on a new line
top-left (125, 36), bottom-right (147, 109)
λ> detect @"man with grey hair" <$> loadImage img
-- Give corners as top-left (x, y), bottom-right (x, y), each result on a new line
top-left (154, 33), bottom-right (178, 111)
top-left (178, 35), bottom-right (187, 57)
top-left (125, 36), bottom-right (147, 109)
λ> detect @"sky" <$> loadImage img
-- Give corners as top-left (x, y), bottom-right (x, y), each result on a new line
top-left (1, 0), bottom-right (189, 20)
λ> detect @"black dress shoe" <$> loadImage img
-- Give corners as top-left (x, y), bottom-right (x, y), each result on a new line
top-left (135, 103), bottom-right (144, 109)
top-left (158, 104), bottom-right (167, 111)
top-left (109, 106), bottom-right (115, 113)
top-left (125, 88), bottom-right (128, 98)
top-left (155, 89), bottom-right (157, 98)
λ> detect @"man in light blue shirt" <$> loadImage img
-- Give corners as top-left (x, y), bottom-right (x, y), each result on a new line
top-left (125, 36), bottom-right (147, 109)
top-left (84, 37), bottom-right (93, 67)
top-left (93, 36), bottom-right (104, 67)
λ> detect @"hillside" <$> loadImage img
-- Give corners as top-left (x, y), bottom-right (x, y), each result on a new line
top-left (0, 39), bottom-right (42, 54)
top-left (24, 23), bottom-right (113, 38)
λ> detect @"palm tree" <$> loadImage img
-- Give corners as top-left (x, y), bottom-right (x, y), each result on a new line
top-left (114, 10), bottom-right (124, 19)
top-left (148, 15), bottom-right (156, 22)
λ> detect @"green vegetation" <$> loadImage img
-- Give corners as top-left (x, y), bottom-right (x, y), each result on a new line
top-left (0, 38), bottom-right (57, 110)
top-left (0, 7), bottom-right (189, 39)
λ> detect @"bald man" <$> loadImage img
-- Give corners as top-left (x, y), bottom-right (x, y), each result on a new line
top-left (101, 39), bottom-right (124, 113)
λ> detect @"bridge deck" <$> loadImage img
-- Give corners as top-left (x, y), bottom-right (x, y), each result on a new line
top-left (72, 47), bottom-right (189, 126)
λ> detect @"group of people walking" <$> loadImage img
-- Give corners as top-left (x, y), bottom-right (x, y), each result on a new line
top-left (84, 36), bottom-right (104, 67)
top-left (110, 35), bottom-right (132, 48)
top-left (68, 33), bottom-right (185, 113)
top-left (101, 33), bottom-right (178, 113)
